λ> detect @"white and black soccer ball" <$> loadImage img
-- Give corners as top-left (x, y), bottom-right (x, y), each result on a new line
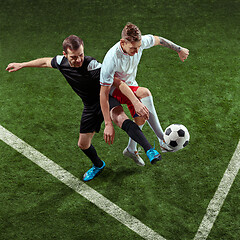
top-left (163, 124), bottom-right (190, 151)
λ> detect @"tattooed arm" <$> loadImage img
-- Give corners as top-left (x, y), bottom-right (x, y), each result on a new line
top-left (154, 36), bottom-right (189, 62)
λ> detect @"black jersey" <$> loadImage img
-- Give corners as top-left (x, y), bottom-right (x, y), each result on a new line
top-left (51, 55), bottom-right (101, 105)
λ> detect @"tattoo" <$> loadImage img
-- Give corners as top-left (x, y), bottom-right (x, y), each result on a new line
top-left (158, 37), bottom-right (182, 53)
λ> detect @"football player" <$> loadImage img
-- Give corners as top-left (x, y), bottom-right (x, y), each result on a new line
top-left (100, 23), bottom-right (189, 163)
top-left (6, 35), bottom-right (162, 181)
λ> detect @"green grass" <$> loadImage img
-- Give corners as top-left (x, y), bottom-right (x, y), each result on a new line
top-left (1, 0), bottom-right (240, 239)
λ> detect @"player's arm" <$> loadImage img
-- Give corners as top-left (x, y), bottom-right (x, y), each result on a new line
top-left (100, 85), bottom-right (115, 145)
top-left (6, 58), bottom-right (53, 72)
top-left (153, 36), bottom-right (189, 62)
top-left (113, 78), bottom-right (149, 120)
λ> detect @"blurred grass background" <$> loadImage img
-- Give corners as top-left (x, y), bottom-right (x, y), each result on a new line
top-left (0, 0), bottom-right (239, 239)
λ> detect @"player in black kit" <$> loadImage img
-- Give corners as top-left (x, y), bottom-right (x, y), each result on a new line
top-left (6, 35), bottom-right (161, 182)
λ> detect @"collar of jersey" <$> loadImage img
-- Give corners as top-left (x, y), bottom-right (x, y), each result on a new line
top-left (118, 42), bottom-right (129, 56)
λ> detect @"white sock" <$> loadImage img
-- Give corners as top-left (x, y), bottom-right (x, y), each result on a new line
top-left (141, 95), bottom-right (164, 140)
top-left (127, 124), bottom-right (144, 152)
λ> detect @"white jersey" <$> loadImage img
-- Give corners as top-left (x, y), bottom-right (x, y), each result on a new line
top-left (100, 34), bottom-right (155, 94)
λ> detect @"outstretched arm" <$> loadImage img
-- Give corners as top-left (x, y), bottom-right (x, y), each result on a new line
top-left (154, 36), bottom-right (189, 62)
top-left (6, 58), bottom-right (53, 72)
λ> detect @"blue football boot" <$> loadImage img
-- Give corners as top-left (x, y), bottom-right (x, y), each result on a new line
top-left (146, 148), bottom-right (162, 164)
top-left (83, 161), bottom-right (105, 182)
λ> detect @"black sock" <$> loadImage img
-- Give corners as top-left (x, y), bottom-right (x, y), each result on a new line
top-left (121, 119), bottom-right (152, 152)
top-left (81, 144), bottom-right (103, 168)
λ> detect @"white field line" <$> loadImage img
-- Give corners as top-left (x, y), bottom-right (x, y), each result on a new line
top-left (194, 140), bottom-right (240, 240)
top-left (0, 125), bottom-right (166, 240)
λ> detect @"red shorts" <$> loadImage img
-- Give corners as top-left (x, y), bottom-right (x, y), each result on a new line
top-left (112, 86), bottom-right (139, 117)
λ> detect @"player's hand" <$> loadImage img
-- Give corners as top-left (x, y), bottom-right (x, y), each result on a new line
top-left (104, 124), bottom-right (115, 145)
top-left (134, 101), bottom-right (149, 120)
top-left (178, 48), bottom-right (189, 62)
top-left (6, 63), bottom-right (23, 72)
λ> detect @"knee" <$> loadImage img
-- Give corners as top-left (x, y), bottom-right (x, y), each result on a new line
top-left (141, 87), bottom-right (152, 98)
top-left (137, 87), bottom-right (152, 99)
top-left (111, 106), bottom-right (128, 128)
top-left (78, 140), bottom-right (90, 150)
top-left (134, 116), bottom-right (146, 126)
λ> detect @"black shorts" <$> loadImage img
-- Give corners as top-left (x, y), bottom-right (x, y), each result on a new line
top-left (80, 96), bottom-right (121, 133)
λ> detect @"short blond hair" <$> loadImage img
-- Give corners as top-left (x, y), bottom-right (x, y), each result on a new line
top-left (121, 23), bottom-right (141, 42)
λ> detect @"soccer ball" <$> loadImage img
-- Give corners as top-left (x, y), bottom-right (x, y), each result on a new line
top-left (163, 124), bottom-right (190, 151)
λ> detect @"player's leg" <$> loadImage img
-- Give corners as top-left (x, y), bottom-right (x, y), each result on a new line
top-left (78, 132), bottom-right (104, 168)
top-left (109, 100), bottom-right (161, 165)
top-left (135, 87), bottom-right (164, 139)
top-left (79, 104), bottom-right (105, 181)
top-left (123, 116), bottom-right (146, 166)
top-left (110, 89), bottom-right (147, 162)
top-left (125, 116), bottom-right (145, 153)
top-left (135, 87), bottom-right (172, 152)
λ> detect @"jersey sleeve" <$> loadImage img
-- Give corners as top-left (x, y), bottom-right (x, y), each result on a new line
top-left (100, 52), bottom-right (116, 86)
top-left (87, 59), bottom-right (102, 80)
top-left (87, 59), bottom-right (101, 71)
top-left (51, 55), bottom-right (64, 69)
top-left (141, 35), bottom-right (155, 49)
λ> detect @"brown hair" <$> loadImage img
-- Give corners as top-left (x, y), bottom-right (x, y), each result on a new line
top-left (63, 35), bottom-right (84, 53)
top-left (121, 23), bottom-right (141, 42)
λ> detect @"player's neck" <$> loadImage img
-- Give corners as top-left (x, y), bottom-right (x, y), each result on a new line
top-left (120, 42), bottom-right (127, 54)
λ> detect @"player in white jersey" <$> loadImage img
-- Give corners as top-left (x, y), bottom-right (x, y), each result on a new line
top-left (100, 23), bottom-right (189, 164)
